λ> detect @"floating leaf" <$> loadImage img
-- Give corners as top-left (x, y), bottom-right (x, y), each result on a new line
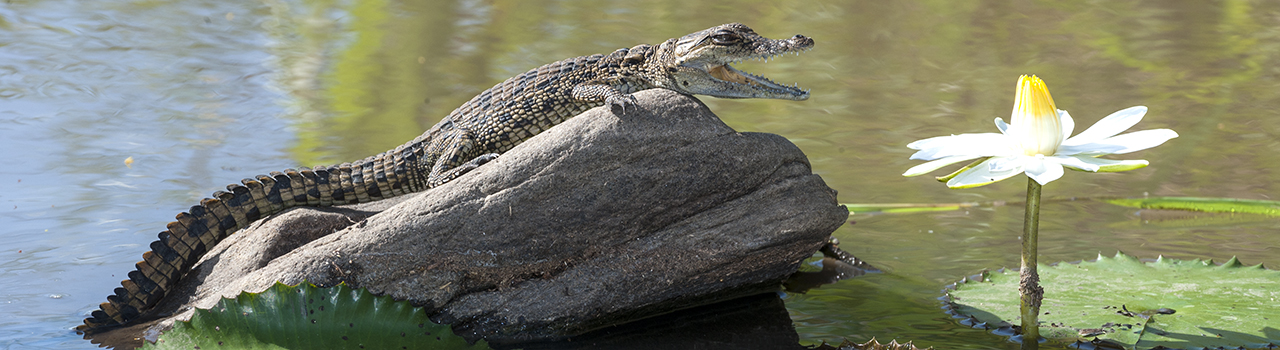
top-left (944, 252), bottom-right (1280, 349)
top-left (812, 337), bottom-right (934, 350)
top-left (841, 202), bottom-right (979, 215)
top-left (849, 338), bottom-right (931, 350)
top-left (845, 196), bottom-right (1280, 217)
top-left (143, 282), bottom-right (486, 350)
top-left (1104, 197), bottom-right (1280, 217)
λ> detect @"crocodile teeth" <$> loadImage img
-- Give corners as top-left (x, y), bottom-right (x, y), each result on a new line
top-left (708, 63), bottom-right (804, 95)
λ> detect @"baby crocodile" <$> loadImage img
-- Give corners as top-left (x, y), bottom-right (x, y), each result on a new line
top-left (81, 22), bottom-right (813, 330)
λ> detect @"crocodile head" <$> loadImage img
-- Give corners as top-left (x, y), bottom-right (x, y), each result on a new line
top-left (652, 23), bottom-right (813, 100)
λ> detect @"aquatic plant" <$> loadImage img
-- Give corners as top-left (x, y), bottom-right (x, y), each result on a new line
top-left (903, 75), bottom-right (1177, 347)
top-left (143, 282), bottom-right (485, 350)
top-left (945, 253), bottom-right (1280, 349)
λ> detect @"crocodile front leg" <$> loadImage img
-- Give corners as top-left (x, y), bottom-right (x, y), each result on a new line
top-left (572, 83), bottom-right (639, 114)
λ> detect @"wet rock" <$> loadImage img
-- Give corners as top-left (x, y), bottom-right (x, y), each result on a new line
top-left (119, 89), bottom-right (846, 344)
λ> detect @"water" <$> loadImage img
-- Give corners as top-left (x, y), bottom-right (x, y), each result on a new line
top-left (1, 1), bottom-right (1277, 349)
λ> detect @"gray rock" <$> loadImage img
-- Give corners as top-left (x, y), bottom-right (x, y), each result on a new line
top-left (130, 89), bottom-right (846, 344)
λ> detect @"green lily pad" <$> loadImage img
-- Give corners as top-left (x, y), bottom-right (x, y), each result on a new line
top-left (1105, 197), bottom-right (1280, 217)
top-left (144, 282), bottom-right (486, 350)
top-left (842, 202), bottom-right (980, 215)
top-left (944, 252), bottom-right (1280, 349)
top-left (813, 338), bottom-right (934, 350)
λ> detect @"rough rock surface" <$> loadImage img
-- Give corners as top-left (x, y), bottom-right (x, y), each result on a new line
top-left (121, 89), bottom-right (846, 344)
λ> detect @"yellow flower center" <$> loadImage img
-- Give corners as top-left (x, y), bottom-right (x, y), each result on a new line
top-left (1010, 75), bottom-right (1063, 156)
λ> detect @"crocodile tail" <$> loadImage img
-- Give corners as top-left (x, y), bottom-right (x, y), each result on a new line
top-left (80, 142), bottom-right (427, 330)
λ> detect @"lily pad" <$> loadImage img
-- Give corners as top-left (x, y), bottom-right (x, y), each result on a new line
top-left (943, 252), bottom-right (1280, 349)
top-left (814, 338), bottom-right (934, 350)
top-left (1104, 197), bottom-right (1280, 217)
top-left (144, 282), bottom-right (486, 350)
top-left (842, 202), bottom-right (980, 215)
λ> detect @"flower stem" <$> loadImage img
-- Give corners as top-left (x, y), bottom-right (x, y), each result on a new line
top-left (1019, 177), bottom-right (1044, 349)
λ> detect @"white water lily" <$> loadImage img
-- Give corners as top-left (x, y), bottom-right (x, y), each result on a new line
top-left (903, 75), bottom-right (1178, 189)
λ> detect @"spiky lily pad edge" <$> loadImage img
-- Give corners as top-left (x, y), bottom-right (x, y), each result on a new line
top-left (143, 281), bottom-right (487, 350)
top-left (938, 268), bottom-right (1024, 336)
top-left (812, 337), bottom-right (935, 350)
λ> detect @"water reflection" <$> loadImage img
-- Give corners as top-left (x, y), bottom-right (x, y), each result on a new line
top-left (0, 0), bottom-right (1276, 349)
top-left (0, 1), bottom-right (294, 348)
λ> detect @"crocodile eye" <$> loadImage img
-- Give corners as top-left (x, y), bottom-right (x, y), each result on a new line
top-left (711, 33), bottom-right (741, 45)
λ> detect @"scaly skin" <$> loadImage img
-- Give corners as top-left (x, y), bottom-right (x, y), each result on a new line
top-left (80, 23), bottom-right (814, 331)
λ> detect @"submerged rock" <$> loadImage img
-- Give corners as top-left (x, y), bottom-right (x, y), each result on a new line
top-left (100, 89), bottom-right (847, 345)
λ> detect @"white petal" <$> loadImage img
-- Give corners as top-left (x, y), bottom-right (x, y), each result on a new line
top-left (946, 157), bottom-right (1023, 189)
top-left (1057, 142), bottom-right (1124, 156)
top-left (1061, 106), bottom-right (1147, 146)
top-left (1052, 155), bottom-right (1101, 172)
top-left (1024, 156), bottom-right (1065, 185)
top-left (903, 155), bottom-right (981, 177)
top-left (995, 117), bottom-right (1010, 134)
top-left (1059, 128), bottom-right (1178, 156)
top-left (988, 155), bottom-right (1025, 172)
top-left (1096, 129), bottom-right (1179, 154)
top-left (907, 132), bottom-right (1004, 150)
top-left (907, 133), bottom-right (1012, 160)
top-left (1066, 156), bottom-right (1150, 172)
top-left (1058, 109), bottom-right (1074, 141)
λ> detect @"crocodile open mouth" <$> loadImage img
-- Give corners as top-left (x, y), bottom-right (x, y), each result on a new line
top-left (708, 65), bottom-right (754, 85)
top-left (668, 25), bottom-right (813, 100)
top-left (703, 61), bottom-right (808, 100)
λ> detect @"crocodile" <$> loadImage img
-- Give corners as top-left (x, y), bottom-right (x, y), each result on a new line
top-left (80, 22), bottom-right (814, 331)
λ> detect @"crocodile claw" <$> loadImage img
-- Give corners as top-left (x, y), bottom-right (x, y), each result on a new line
top-left (607, 94), bottom-right (640, 115)
top-left (469, 153), bottom-right (500, 167)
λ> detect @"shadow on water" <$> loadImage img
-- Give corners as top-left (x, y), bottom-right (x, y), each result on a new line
top-left (501, 293), bottom-right (808, 350)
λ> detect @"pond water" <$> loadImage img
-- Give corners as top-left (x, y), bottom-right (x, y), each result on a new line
top-left (1, 0), bottom-right (1277, 349)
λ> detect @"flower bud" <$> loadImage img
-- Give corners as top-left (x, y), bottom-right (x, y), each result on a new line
top-left (1009, 75), bottom-right (1063, 156)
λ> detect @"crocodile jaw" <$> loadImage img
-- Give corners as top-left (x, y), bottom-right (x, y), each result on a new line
top-left (701, 61), bottom-right (809, 100)
top-left (662, 24), bottom-right (814, 100)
